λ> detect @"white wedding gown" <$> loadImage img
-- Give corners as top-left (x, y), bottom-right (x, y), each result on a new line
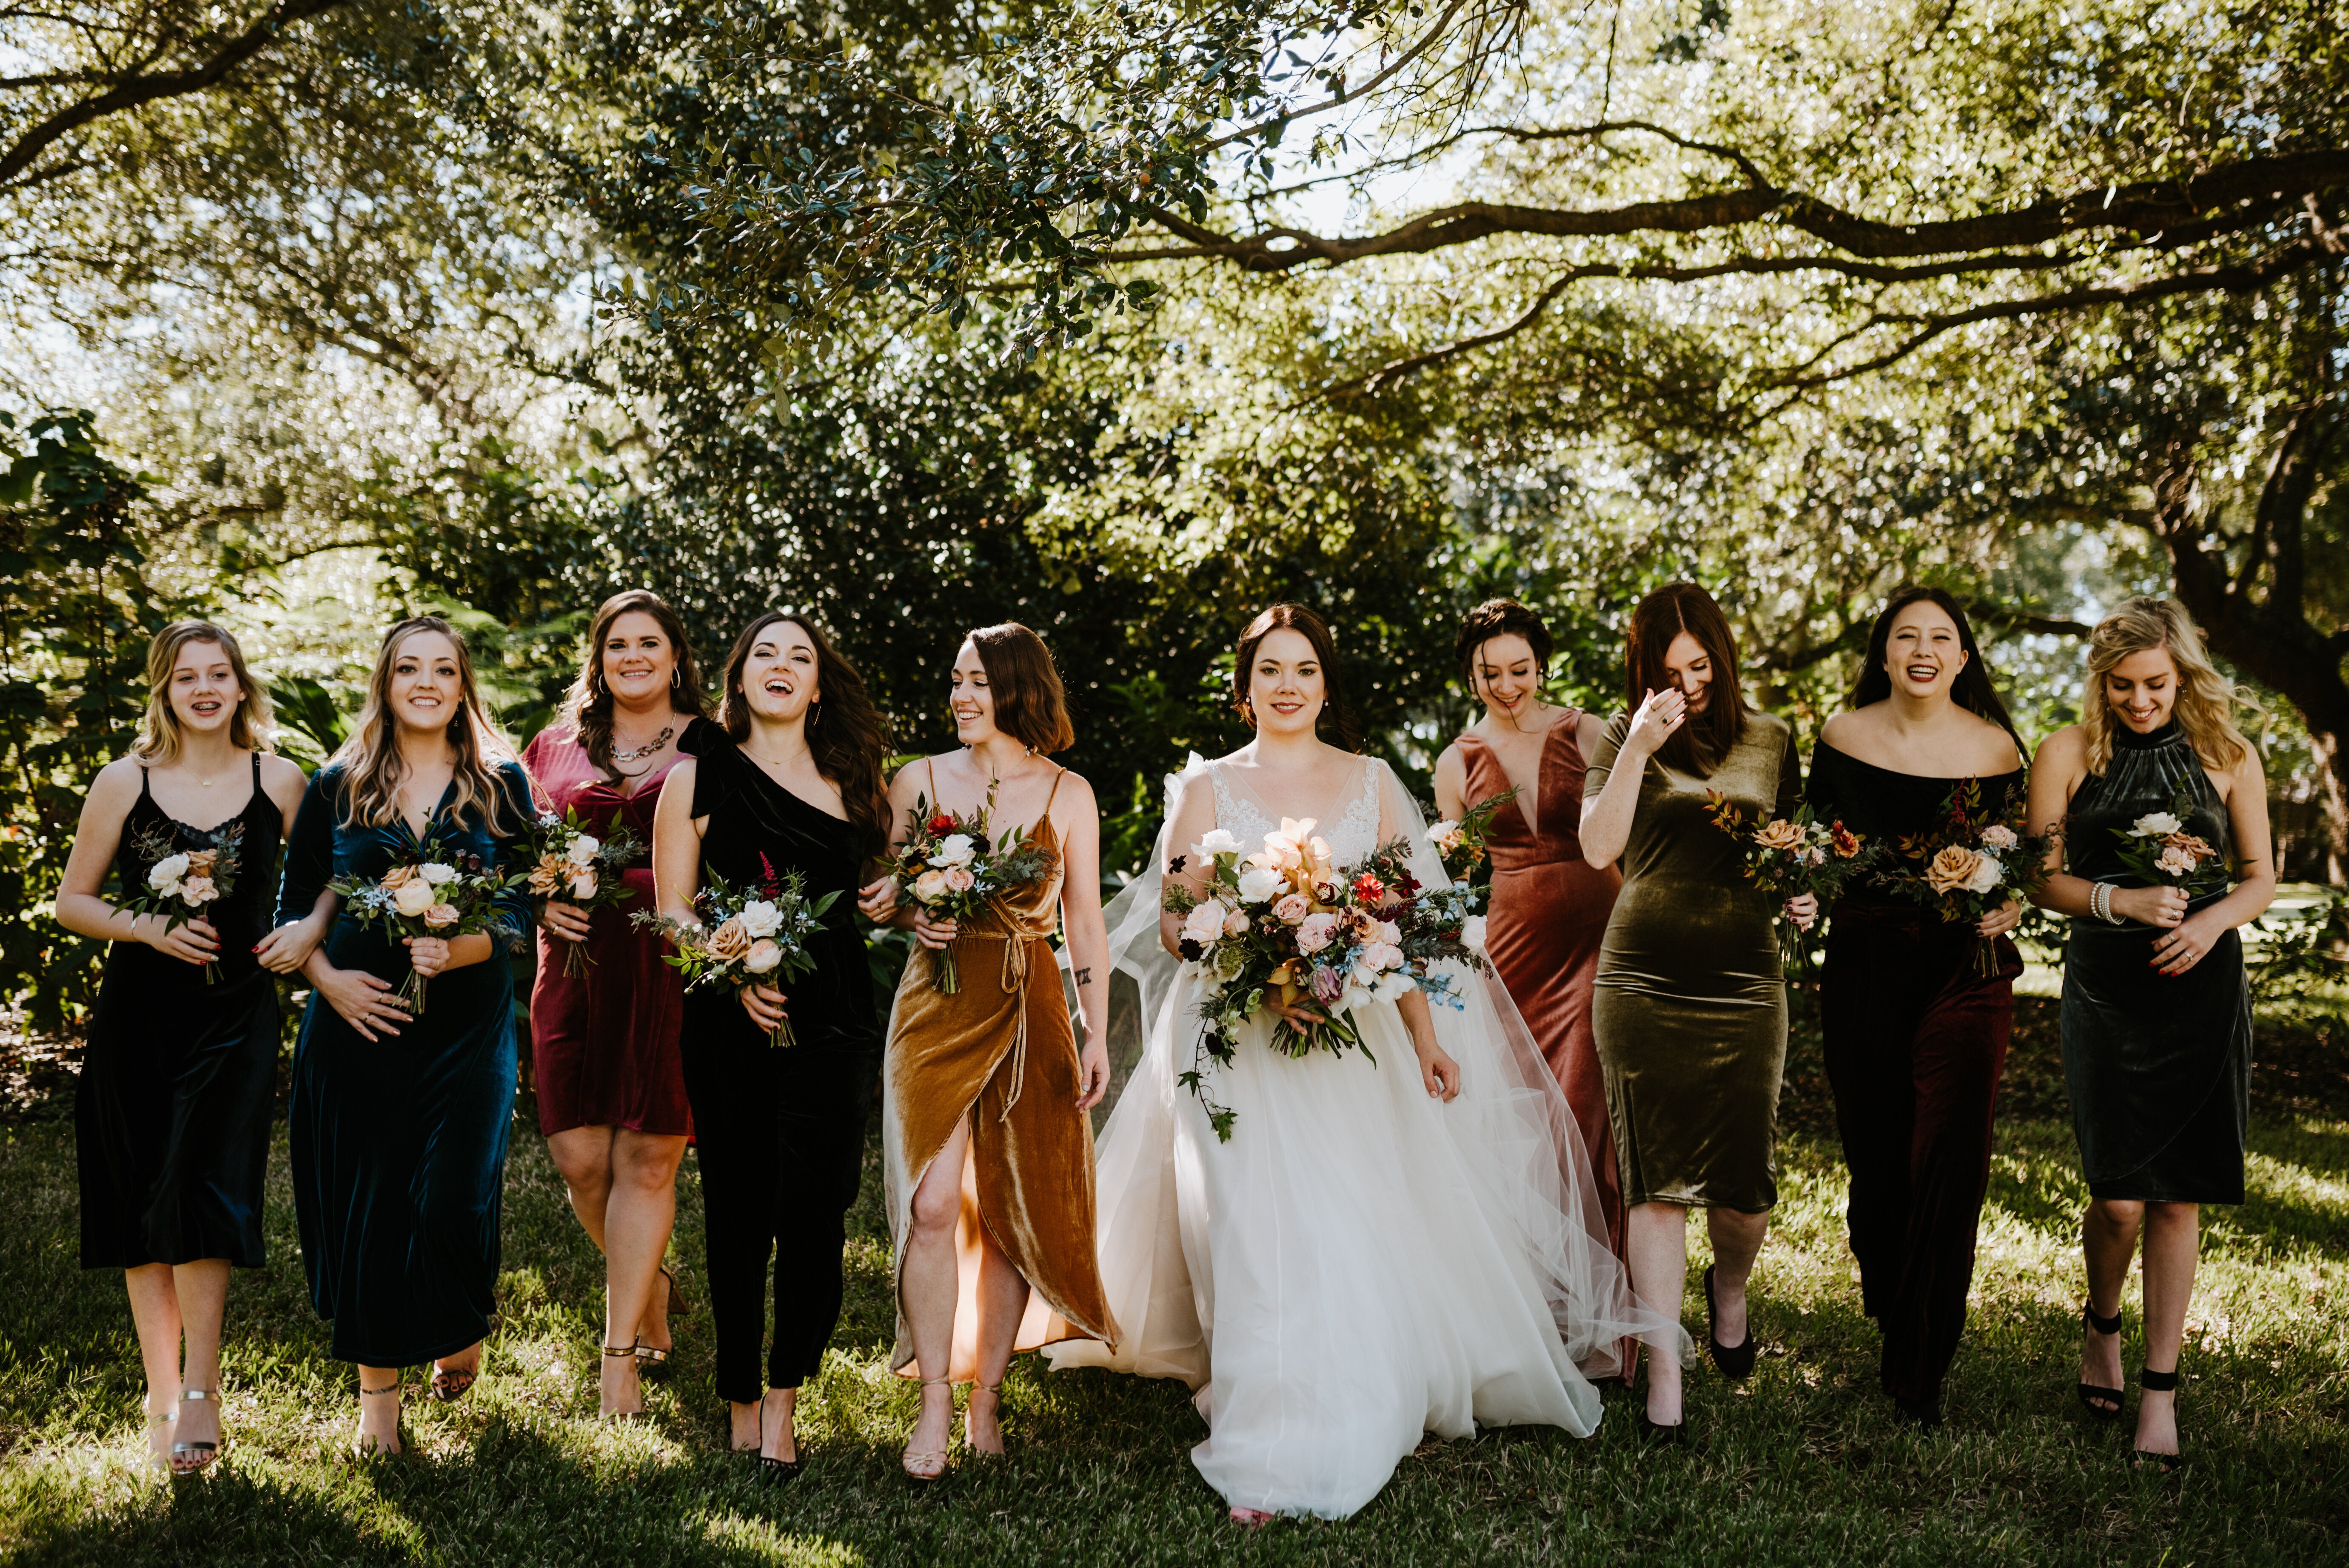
top-left (1047, 755), bottom-right (1679, 1519)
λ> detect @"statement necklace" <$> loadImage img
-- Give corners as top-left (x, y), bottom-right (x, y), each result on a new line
top-left (612, 725), bottom-right (674, 765)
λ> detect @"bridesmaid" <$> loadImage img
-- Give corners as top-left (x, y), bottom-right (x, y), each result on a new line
top-left (524, 589), bottom-right (712, 1417)
top-left (650, 612), bottom-right (892, 1477)
top-left (1580, 582), bottom-right (1812, 1441)
top-left (1434, 598), bottom-right (1625, 1256)
top-left (1807, 588), bottom-right (2026, 1428)
top-left (868, 623), bottom-right (1117, 1481)
top-left (273, 616), bottom-right (533, 1456)
top-left (55, 622), bottom-right (307, 1474)
top-left (2026, 597), bottom-right (2273, 1469)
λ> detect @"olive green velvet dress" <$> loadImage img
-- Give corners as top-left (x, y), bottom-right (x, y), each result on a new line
top-left (1587, 710), bottom-right (1801, 1214)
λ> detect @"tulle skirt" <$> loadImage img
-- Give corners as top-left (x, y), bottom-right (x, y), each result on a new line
top-left (1049, 962), bottom-right (1672, 1520)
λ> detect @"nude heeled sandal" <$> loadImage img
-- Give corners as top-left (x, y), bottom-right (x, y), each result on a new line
top-left (965, 1376), bottom-right (1006, 1456)
top-left (902, 1377), bottom-right (953, 1482)
top-left (170, 1388), bottom-right (221, 1475)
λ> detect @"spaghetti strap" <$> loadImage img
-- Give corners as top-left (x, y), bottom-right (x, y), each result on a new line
top-left (250, 751), bottom-right (263, 789)
top-left (925, 756), bottom-right (939, 802)
top-left (137, 764), bottom-right (152, 798)
top-left (1042, 764), bottom-right (1066, 818)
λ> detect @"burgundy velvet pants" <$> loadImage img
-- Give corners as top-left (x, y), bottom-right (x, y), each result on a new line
top-left (1820, 904), bottom-right (2016, 1409)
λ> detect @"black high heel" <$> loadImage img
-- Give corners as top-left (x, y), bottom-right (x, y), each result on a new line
top-left (1704, 1266), bottom-right (1756, 1380)
top-left (756, 1393), bottom-right (803, 1484)
top-left (1639, 1411), bottom-right (1689, 1448)
top-left (2129, 1366), bottom-right (2184, 1472)
top-left (2077, 1301), bottom-right (2124, 1420)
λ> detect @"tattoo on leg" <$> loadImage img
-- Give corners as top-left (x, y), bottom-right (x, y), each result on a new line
top-left (1074, 967), bottom-right (1093, 986)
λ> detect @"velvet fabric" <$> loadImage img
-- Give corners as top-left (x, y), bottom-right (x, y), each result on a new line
top-left (278, 761), bottom-right (532, 1366)
top-left (882, 768), bottom-right (1118, 1378)
top-left (77, 754), bottom-right (281, 1270)
top-left (676, 736), bottom-right (882, 1401)
top-left (2060, 721), bottom-right (2250, 1204)
top-left (522, 721), bottom-right (701, 1138)
top-left (1454, 713), bottom-right (1624, 1254)
top-left (1586, 711), bottom-right (1801, 1214)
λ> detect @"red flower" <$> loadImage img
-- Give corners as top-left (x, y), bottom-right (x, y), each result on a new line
top-left (758, 852), bottom-right (782, 899)
top-left (928, 813), bottom-right (955, 835)
top-left (1352, 873), bottom-right (1386, 905)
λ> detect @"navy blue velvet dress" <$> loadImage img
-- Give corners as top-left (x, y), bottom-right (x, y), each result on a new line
top-left (77, 754), bottom-right (282, 1270)
top-left (277, 761), bottom-right (532, 1366)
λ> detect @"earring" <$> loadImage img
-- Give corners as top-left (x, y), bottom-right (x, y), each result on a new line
top-left (670, 667), bottom-right (682, 688)
top-left (810, 701), bottom-right (823, 731)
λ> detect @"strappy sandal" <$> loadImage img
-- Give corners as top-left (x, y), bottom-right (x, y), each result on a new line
top-left (964, 1376), bottom-right (1007, 1456)
top-left (755, 1392), bottom-right (803, 1484)
top-left (2077, 1301), bottom-right (2125, 1421)
top-left (901, 1377), bottom-right (952, 1482)
top-left (351, 1379), bottom-right (403, 1460)
top-left (169, 1388), bottom-right (222, 1475)
top-left (599, 1344), bottom-right (649, 1423)
top-left (636, 1266), bottom-right (686, 1383)
top-left (2129, 1366), bottom-right (2185, 1473)
top-left (141, 1410), bottom-right (175, 1478)
top-left (429, 1357), bottom-right (479, 1403)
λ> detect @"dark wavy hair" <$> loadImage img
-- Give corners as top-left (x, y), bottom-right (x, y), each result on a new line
top-left (1850, 586), bottom-right (2021, 746)
top-left (1232, 602), bottom-right (1360, 750)
top-left (717, 611), bottom-right (892, 858)
top-left (561, 589), bottom-right (711, 777)
top-left (1624, 582), bottom-right (1748, 777)
top-left (1454, 598), bottom-right (1555, 692)
top-left (966, 623), bottom-right (1077, 754)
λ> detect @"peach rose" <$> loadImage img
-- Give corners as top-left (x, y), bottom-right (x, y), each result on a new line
top-left (391, 878), bottom-right (436, 918)
top-left (184, 849), bottom-right (218, 878)
top-left (706, 917), bottom-right (751, 962)
top-left (422, 901), bottom-right (460, 929)
top-left (1924, 845), bottom-right (1984, 895)
top-left (180, 875), bottom-right (218, 905)
top-left (382, 863), bottom-right (420, 890)
top-left (2160, 832), bottom-right (2214, 861)
top-left (943, 865), bottom-right (976, 894)
top-left (528, 853), bottom-right (569, 895)
top-left (1754, 818), bottom-right (1805, 853)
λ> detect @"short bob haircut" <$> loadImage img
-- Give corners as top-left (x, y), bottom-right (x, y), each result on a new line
top-left (966, 623), bottom-right (1076, 755)
top-left (1623, 582), bottom-right (1748, 776)
top-left (1232, 602), bottom-right (1361, 750)
top-left (134, 620), bottom-right (273, 765)
top-left (1454, 598), bottom-right (1556, 692)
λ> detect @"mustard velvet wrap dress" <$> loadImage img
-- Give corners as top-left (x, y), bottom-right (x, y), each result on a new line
top-left (1587, 710), bottom-right (1802, 1215)
top-left (881, 765), bottom-right (1119, 1378)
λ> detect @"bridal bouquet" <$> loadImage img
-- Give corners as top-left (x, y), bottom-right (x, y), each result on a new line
top-left (118, 822), bottom-right (244, 984)
top-left (1887, 780), bottom-right (2053, 975)
top-left (328, 824), bottom-right (527, 1014)
top-left (634, 855), bottom-right (838, 1047)
top-left (524, 805), bottom-right (645, 976)
top-left (1165, 817), bottom-right (1494, 1141)
top-left (883, 788), bottom-right (1054, 994)
top-left (1705, 793), bottom-right (1876, 970)
top-left (2108, 778), bottom-right (2231, 898)
top-left (1425, 785), bottom-right (1519, 896)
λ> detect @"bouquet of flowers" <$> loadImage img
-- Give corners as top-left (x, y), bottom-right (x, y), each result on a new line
top-left (1425, 785), bottom-right (1519, 897)
top-left (2108, 778), bottom-right (2231, 898)
top-left (328, 823), bottom-right (527, 1014)
top-left (1888, 779), bottom-right (2055, 975)
top-left (1705, 793), bottom-right (1876, 971)
top-left (1165, 817), bottom-right (1494, 1141)
top-left (117, 822), bottom-right (244, 984)
top-left (524, 805), bottom-right (645, 976)
top-left (634, 856), bottom-right (839, 1047)
top-left (882, 788), bottom-right (1055, 994)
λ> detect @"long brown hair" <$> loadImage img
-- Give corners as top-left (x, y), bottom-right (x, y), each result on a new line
top-left (133, 621), bottom-right (273, 764)
top-left (2082, 597), bottom-right (2258, 776)
top-left (1624, 582), bottom-right (1748, 775)
top-left (966, 623), bottom-right (1076, 754)
top-left (718, 612), bottom-right (892, 858)
top-left (1850, 586), bottom-right (2021, 747)
top-left (1232, 602), bottom-right (1360, 749)
top-left (331, 616), bottom-right (523, 831)
top-left (560, 589), bottom-right (710, 776)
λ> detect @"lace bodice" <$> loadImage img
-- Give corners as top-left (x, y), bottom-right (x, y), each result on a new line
top-left (1207, 758), bottom-right (1384, 864)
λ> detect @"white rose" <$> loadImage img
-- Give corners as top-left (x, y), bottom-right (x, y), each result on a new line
top-left (1193, 829), bottom-right (1240, 857)
top-left (1426, 819), bottom-right (1461, 847)
top-left (935, 833), bottom-right (977, 867)
top-left (392, 879), bottom-right (437, 918)
top-left (1960, 855), bottom-right (2003, 895)
top-left (1222, 908), bottom-right (1251, 938)
top-left (1372, 969), bottom-right (1415, 1004)
top-left (1460, 915), bottom-right (1488, 955)
top-left (1236, 866), bottom-right (1286, 905)
top-left (2129, 811), bottom-right (2183, 838)
top-left (737, 899), bottom-right (783, 938)
top-left (148, 852), bottom-right (191, 889)
top-left (1180, 901), bottom-right (1229, 947)
top-left (1375, 920), bottom-right (1402, 945)
top-left (565, 833), bottom-right (601, 865)
top-left (567, 868), bottom-right (598, 901)
top-left (419, 861), bottom-right (459, 885)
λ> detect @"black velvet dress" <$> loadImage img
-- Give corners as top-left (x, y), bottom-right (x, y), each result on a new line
top-left (675, 733), bottom-right (882, 1403)
top-left (1807, 742), bottom-right (2022, 1411)
top-left (2060, 721), bottom-right (2250, 1204)
top-left (278, 761), bottom-right (533, 1366)
top-left (77, 754), bottom-right (282, 1270)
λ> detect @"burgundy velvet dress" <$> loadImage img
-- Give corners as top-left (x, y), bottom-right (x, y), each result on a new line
top-left (1456, 712), bottom-right (1626, 1254)
top-left (523, 723), bottom-right (696, 1138)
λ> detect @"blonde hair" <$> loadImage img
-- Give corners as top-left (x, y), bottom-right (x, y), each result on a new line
top-left (2082, 597), bottom-right (2258, 776)
top-left (134, 621), bottom-right (271, 764)
top-left (331, 616), bottom-right (524, 831)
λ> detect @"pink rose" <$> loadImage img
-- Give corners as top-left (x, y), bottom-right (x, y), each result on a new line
top-left (1223, 908), bottom-right (1251, 938)
top-left (1296, 912), bottom-right (1339, 955)
top-left (422, 901), bottom-right (460, 929)
top-left (1272, 892), bottom-right (1311, 925)
top-left (943, 865), bottom-right (977, 894)
top-left (179, 875), bottom-right (218, 905)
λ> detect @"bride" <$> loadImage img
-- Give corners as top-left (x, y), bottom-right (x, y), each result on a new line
top-left (1048, 604), bottom-right (1682, 1521)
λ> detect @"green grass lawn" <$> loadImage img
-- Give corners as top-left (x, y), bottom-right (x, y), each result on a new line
top-left (2, 999), bottom-right (2345, 1566)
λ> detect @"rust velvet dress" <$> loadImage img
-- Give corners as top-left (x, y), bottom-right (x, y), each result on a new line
top-left (881, 765), bottom-right (1118, 1379)
top-left (521, 723), bottom-right (700, 1138)
top-left (1456, 713), bottom-right (1626, 1254)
